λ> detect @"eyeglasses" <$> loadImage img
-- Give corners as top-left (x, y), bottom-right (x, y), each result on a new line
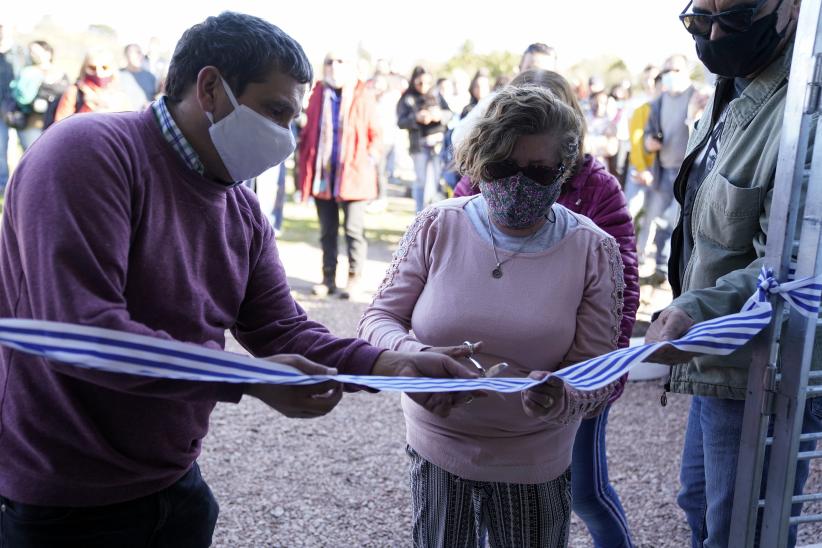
top-left (679, 0), bottom-right (770, 38)
top-left (324, 58), bottom-right (344, 66)
top-left (486, 160), bottom-right (566, 186)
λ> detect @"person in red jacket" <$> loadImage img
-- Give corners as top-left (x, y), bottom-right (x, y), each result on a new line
top-left (454, 69), bottom-right (640, 548)
top-left (297, 51), bottom-right (381, 299)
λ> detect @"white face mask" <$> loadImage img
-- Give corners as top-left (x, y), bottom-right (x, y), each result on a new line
top-left (205, 77), bottom-right (295, 183)
top-left (662, 71), bottom-right (691, 94)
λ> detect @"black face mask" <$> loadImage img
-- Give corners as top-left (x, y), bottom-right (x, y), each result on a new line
top-left (694, 5), bottom-right (787, 78)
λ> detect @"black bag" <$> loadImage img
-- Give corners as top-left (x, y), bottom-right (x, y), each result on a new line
top-left (0, 96), bottom-right (27, 130)
top-left (39, 79), bottom-right (71, 129)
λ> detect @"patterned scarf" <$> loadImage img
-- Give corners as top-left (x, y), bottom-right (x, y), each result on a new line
top-left (312, 84), bottom-right (354, 196)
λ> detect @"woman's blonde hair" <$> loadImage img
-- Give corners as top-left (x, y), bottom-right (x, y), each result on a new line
top-left (511, 69), bottom-right (587, 162)
top-left (455, 85), bottom-right (582, 184)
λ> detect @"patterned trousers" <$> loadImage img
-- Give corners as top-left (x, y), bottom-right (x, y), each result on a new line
top-left (407, 447), bottom-right (571, 548)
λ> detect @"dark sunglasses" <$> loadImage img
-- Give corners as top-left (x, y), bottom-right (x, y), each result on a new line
top-left (486, 160), bottom-right (566, 186)
top-left (679, 0), bottom-right (771, 38)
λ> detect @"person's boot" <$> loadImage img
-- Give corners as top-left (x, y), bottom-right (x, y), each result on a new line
top-left (312, 269), bottom-right (337, 297)
top-left (338, 273), bottom-right (361, 300)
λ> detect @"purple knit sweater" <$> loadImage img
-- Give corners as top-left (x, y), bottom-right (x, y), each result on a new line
top-left (0, 108), bottom-right (381, 506)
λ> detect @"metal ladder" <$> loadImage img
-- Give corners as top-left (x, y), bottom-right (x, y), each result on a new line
top-left (730, 0), bottom-right (822, 546)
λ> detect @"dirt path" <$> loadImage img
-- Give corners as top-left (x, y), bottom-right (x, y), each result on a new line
top-left (200, 197), bottom-right (821, 547)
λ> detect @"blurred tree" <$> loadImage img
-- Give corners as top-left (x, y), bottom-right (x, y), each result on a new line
top-left (568, 55), bottom-right (631, 90)
top-left (441, 40), bottom-right (518, 80)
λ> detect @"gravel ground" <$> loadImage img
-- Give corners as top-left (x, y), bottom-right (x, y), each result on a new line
top-left (199, 199), bottom-right (822, 547)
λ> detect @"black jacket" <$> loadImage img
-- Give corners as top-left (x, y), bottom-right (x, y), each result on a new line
top-left (396, 91), bottom-right (452, 154)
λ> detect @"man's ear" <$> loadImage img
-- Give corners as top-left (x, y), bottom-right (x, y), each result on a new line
top-left (195, 66), bottom-right (222, 117)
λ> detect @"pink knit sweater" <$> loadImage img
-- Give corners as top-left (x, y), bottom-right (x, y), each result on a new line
top-left (358, 198), bottom-right (624, 484)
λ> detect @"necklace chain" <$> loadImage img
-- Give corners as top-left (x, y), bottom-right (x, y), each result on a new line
top-left (485, 206), bottom-right (543, 279)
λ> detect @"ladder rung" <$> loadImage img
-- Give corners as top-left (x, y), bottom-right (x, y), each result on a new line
top-left (770, 432), bottom-right (822, 445)
top-left (809, 371), bottom-right (822, 379)
top-left (758, 492), bottom-right (822, 508)
top-left (789, 513), bottom-right (822, 525)
top-left (801, 431), bottom-right (822, 442)
top-left (797, 450), bottom-right (822, 460)
top-left (792, 492), bottom-right (822, 504)
top-left (807, 385), bottom-right (822, 396)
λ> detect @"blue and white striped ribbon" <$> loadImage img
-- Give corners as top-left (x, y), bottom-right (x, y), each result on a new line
top-left (0, 268), bottom-right (819, 393)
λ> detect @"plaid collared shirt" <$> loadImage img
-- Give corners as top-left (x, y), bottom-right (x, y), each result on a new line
top-left (152, 96), bottom-right (205, 175)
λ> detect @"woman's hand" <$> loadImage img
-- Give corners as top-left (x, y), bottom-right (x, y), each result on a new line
top-left (416, 110), bottom-right (432, 125)
top-left (424, 341), bottom-right (483, 360)
top-left (424, 343), bottom-right (513, 380)
top-left (521, 371), bottom-right (565, 419)
top-left (372, 350), bottom-right (484, 417)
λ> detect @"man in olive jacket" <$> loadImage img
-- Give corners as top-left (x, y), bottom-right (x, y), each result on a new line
top-left (646, 0), bottom-right (821, 546)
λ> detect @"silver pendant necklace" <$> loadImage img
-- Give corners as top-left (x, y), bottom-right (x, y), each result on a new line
top-left (485, 207), bottom-right (543, 279)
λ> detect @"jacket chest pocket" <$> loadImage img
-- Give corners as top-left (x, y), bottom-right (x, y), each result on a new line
top-left (696, 174), bottom-right (762, 251)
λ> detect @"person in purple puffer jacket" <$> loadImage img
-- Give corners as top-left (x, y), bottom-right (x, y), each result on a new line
top-left (454, 69), bottom-right (639, 548)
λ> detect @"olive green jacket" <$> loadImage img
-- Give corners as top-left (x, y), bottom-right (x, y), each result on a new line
top-left (666, 43), bottom-right (820, 399)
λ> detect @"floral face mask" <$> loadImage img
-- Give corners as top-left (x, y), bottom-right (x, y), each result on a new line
top-left (479, 173), bottom-right (562, 229)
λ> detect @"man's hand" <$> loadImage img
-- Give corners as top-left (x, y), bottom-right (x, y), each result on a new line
top-left (245, 354), bottom-right (342, 419)
top-left (645, 135), bottom-right (663, 152)
top-left (636, 170), bottom-right (654, 186)
top-left (521, 371), bottom-right (564, 419)
top-left (372, 350), bottom-right (483, 417)
top-left (644, 307), bottom-right (698, 365)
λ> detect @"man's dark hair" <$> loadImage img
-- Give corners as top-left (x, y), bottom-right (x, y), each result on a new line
top-left (523, 43), bottom-right (556, 57)
top-left (165, 12), bottom-right (313, 103)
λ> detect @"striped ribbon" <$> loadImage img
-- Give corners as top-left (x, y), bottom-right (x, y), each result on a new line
top-left (0, 268), bottom-right (819, 394)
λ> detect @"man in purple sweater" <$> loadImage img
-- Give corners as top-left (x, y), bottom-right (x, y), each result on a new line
top-left (0, 12), bottom-right (476, 547)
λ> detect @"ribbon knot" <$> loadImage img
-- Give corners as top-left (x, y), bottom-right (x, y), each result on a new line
top-left (757, 269), bottom-right (779, 299)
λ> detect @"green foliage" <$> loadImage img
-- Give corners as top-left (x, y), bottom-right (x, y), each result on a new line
top-left (440, 40), bottom-right (519, 79)
top-left (567, 55), bottom-right (633, 89)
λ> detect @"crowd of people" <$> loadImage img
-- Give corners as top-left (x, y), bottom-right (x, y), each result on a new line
top-left (0, 1), bottom-right (819, 547)
top-left (0, 27), bottom-right (707, 297)
top-left (0, 28), bottom-right (161, 194)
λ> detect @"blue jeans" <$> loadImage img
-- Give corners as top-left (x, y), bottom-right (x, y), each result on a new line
top-left (271, 161), bottom-right (286, 231)
top-left (411, 148), bottom-right (442, 213)
top-left (17, 127), bottom-right (42, 151)
top-left (678, 396), bottom-right (822, 548)
top-left (636, 167), bottom-right (679, 272)
top-left (0, 463), bottom-right (218, 548)
top-left (572, 403), bottom-right (634, 548)
top-left (0, 117), bottom-right (8, 196)
top-left (623, 168), bottom-right (647, 219)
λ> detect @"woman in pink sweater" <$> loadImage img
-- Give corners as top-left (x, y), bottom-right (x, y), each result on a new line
top-left (454, 70), bottom-right (638, 548)
top-left (358, 86), bottom-right (624, 547)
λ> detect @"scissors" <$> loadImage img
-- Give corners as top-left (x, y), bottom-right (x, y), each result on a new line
top-left (462, 341), bottom-right (508, 378)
